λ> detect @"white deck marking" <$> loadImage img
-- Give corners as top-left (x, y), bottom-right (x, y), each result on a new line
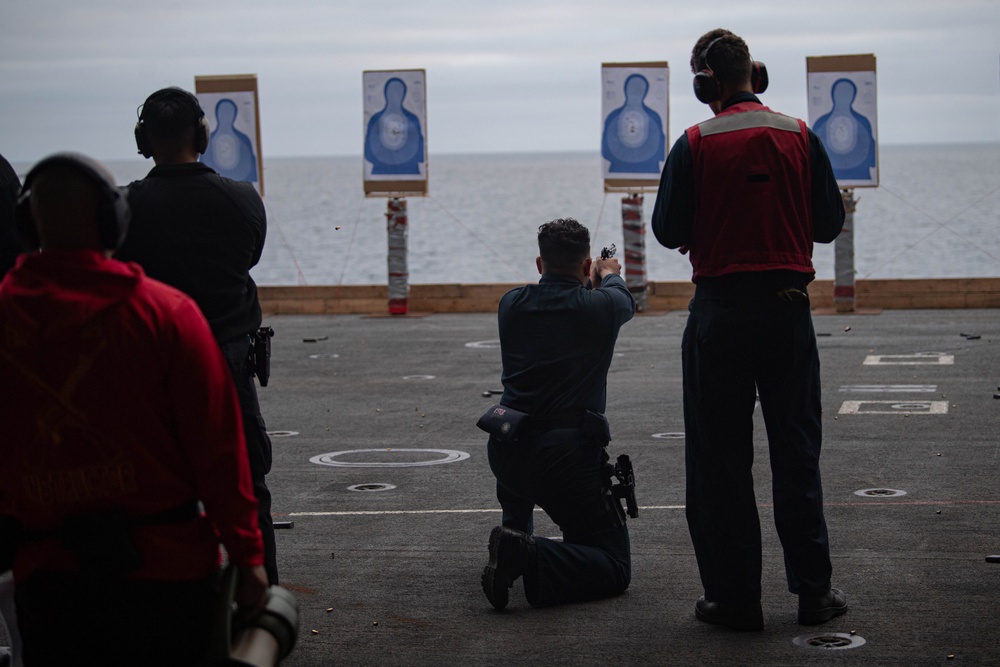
top-left (838, 385), bottom-right (937, 393)
top-left (838, 400), bottom-right (949, 415)
top-left (465, 340), bottom-right (500, 349)
top-left (863, 353), bottom-right (954, 365)
top-left (310, 448), bottom-right (471, 468)
top-left (288, 505), bottom-right (686, 517)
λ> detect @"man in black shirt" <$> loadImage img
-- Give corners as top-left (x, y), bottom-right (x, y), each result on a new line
top-left (479, 218), bottom-right (635, 609)
top-left (116, 87), bottom-right (278, 584)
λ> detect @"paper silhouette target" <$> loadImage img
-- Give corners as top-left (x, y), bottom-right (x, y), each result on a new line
top-left (807, 55), bottom-right (878, 188)
top-left (363, 69), bottom-right (428, 196)
top-left (601, 62), bottom-right (668, 192)
top-left (201, 97), bottom-right (259, 182)
top-left (194, 74), bottom-right (264, 195)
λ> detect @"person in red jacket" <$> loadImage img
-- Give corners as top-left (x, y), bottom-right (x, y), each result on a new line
top-left (0, 153), bottom-right (267, 665)
top-left (652, 29), bottom-right (847, 631)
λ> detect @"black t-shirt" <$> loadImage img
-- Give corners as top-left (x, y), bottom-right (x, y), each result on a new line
top-left (498, 273), bottom-right (635, 416)
top-left (116, 162), bottom-right (266, 343)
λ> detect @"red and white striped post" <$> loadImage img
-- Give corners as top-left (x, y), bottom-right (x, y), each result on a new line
top-left (386, 197), bottom-right (409, 315)
top-left (621, 194), bottom-right (648, 312)
top-left (834, 189), bottom-right (856, 312)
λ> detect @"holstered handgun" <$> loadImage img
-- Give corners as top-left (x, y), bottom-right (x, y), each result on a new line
top-left (251, 326), bottom-right (274, 387)
top-left (603, 454), bottom-right (638, 528)
top-left (611, 454), bottom-right (638, 519)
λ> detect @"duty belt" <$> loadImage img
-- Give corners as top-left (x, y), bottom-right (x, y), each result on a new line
top-left (526, 413), bottom-right (586, 433)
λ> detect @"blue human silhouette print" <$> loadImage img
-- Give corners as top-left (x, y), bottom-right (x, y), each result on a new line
top-left (812, 78), bottom-right (876, 181)
top-left (602, 74), bottom-right (665, 174)
top-left (365, 78), bottom-right (425, 175)
top-left (201, 98), bottom-right (258, 183)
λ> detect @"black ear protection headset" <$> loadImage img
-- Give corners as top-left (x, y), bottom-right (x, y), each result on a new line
top-left (134, 87), bottom-right (210, 158)
top-left (692, 37), bottom-right (769, 104)
top-left (14, 153), bottom-right (131, 251)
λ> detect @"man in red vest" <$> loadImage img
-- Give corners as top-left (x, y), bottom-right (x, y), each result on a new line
top-left (652, 28), bottom-right (847, 631)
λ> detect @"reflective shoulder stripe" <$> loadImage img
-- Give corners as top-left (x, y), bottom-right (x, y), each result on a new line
top-left (697, 110), bottom-right (801, 137)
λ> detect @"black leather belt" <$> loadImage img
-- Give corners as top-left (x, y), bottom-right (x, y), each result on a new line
top-left (18, 499), bottom-right (202, 543)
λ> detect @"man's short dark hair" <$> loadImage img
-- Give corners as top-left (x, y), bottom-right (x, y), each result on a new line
top-left (139, 87), bottom-right (205, 148)
top-left (538, 218), bottom-right (590, 271)
top-left (690, 28), bottom-right (752, 88)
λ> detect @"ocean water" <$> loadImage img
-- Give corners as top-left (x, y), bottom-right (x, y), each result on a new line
top-left (44, 143), bottom-right (1000, 286)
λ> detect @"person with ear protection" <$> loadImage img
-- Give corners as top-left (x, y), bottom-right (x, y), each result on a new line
top-left (116, 87), bottom-right (279, 586)
top-left (0, 151), bottom-right (25, 277)
top-left (0, 153), bottom-right (269, 665)
top-left (651, 29), bottom-right (847, 630)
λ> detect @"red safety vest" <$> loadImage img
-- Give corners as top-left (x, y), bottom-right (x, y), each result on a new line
top-left (686, 101), bottom-right (815, 281)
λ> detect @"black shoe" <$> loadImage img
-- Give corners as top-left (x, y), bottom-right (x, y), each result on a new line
top-left (481, 526), bottom-right (535, 611)
top-left (695, 596), bottom-right (764, 631)
top-left (798, 588), bottom-right (848, 625)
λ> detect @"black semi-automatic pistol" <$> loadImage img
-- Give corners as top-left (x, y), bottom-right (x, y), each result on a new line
top-left (611, 454), bottom-right (638, 519)
top-left (601, 243), bottom-right (617, 260)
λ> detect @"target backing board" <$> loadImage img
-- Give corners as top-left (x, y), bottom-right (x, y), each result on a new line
top-left (194, 74), bottom-right (264, 196)
top-left (363, 69), bottom-right (428, 197)
top-left (806, 54), bottom-right (878, 188)
top-left (601, 62), bottom-right (669, 192)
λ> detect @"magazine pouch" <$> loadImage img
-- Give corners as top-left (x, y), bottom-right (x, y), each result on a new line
top-left (476, 404), bottom-right (530, 441)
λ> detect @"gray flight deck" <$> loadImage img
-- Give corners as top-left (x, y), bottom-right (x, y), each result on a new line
top-left (260, 307), bottom-right (999, 666)
top-left (6, 307), bottom-right (998, 666)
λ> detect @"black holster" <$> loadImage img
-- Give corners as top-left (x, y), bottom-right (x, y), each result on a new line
top-left (603, 454), bottom-right (638, 528)
top-left (251, 326), bottom-right (274, 387)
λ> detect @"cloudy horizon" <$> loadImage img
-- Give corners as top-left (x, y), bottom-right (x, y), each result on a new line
top-left (2, 1), bottom-right (998, 164)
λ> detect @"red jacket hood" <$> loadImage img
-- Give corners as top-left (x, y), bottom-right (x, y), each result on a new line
top-left (0, 250), bottom-right (146, 336)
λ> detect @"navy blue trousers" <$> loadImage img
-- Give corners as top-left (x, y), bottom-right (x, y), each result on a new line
top-left (488, 429), bottom-right (631, 607)
top-left (682, 283), bottom-right (833, 603)
top-left (221, 334), bottom-right (277, 585)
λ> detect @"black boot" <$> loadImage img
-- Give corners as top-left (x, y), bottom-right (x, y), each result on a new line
top-left (481, 526), bottom-right (536, 610)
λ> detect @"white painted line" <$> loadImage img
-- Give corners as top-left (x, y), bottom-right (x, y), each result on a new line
top-left (284, 500), bottom-right (1000, 518)
top-left (863, 354), bottom-right (954, 365)
top-left (838, 400), bottom-right (949, 415)
top-left (838, 385), bottom-right (937, 393)
top-left (288, 505), bottom-right (686, 517)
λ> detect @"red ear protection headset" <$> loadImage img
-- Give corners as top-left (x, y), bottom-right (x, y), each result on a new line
top-left (692, 37), bottom-right (769, 104)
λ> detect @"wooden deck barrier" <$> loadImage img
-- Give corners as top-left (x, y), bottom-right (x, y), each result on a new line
top-left (259, 278), bottom-right (1000, 316)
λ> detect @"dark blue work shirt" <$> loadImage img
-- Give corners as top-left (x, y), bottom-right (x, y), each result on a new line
top-left (498, 272), bottom-right (635, 417)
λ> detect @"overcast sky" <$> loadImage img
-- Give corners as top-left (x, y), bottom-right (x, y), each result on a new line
top-left (2, 0), bottom-right (998, 164)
